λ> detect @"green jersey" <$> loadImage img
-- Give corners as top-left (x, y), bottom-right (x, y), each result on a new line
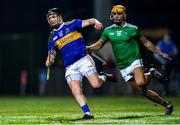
top-left (101, 23), bottom-right (142, 69)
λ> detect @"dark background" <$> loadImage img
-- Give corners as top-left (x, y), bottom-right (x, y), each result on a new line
top-left (0, 0), bottom-right (179, 96)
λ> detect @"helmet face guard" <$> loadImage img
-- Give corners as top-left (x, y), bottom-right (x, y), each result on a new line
top-left (110, 5), bottom-right (126, 21)
top-left (46, 8), bottom-right (63, 28)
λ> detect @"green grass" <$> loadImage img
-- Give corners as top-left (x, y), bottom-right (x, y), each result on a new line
top-left (0, 96), bottom-right (179, 124)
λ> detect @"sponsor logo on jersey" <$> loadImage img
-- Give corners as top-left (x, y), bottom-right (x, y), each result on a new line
top-left (109, 32), bottom-right (115, 35)
top-left (55, 31), bottom-right (83, 49)
top-left (65, 28), bottom-right (71, 34)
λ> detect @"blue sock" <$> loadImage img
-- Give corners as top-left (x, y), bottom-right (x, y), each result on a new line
top-left (81, 104), bottom-right (91, 114)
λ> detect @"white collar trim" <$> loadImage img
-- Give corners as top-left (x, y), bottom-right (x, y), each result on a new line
top-left (113, 22), bottom-right (127, 28)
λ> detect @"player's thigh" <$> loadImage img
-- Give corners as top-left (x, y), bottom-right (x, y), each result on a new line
top-left (79, 58), bottom-right (101, 87)
top-left (86, 72), bottom-right (101, 85)
top-left (87, 54), bottom-right (95, 67)
top-left (79, 55), bottom-right (98, 79)
top-left (133, 67), bottom-right (145, 86)
top-left (79, 55), bottom-right (96, 73)
top-left (120, 59), bottom-right (143, 82)
top-left (65, 62), bottom-right (83, 82)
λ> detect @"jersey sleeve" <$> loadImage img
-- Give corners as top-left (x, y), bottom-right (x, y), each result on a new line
top-left (72, 19), bottom-right (83, 29)
top-left (129, 26), bottom-right (143, 38)
top-left (48, 35), bottom-right (56, 52)
top-left (48, 41), bottom-right (55, 51)
top-left (135, 28), bottom-right (143, 38)
top-left (100, 30), bottom-right (108, 44)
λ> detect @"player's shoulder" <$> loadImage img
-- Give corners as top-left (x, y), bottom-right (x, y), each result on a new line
top-left (125, 23), bottom-right (138, 29)
top-left (105, 24), bottom-right (115, 30)
top-left (103, 24), bottom-right (116, 32)
top-left (64, 19), bottom-right (80, 25)
top-left (64, 20), bottom-right (76, 25)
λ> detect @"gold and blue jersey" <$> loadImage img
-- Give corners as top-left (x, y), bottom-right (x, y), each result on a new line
top-left (48, 19), bottom-right (87, 67)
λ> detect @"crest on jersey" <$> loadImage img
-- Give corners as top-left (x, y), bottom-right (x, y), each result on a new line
top-left (58, 31), bottom-right (63, 37)
top-left (65, 28), bottom-right (71, 34)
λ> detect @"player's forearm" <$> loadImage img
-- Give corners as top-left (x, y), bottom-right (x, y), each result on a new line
top-left (82, 18), bottom-right (95, 27)
top-left (87, 41), bottom-right (103, 51)
top-left (144, 40), bottom-right (156, 52)
top-left (89, 18), bottom-right (101, 26)
top-left (154, 47), bottom-right (166, 57)
top-left (145, 40), bottom-right (172, 60)
top-left (82, 18), bottom-right (102, 28)
top-left (88, 18), bottom-right (97, 25)
top-left (144, 40), bottom-right (165, 56)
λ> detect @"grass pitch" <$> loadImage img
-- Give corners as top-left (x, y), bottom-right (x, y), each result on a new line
top-left (0, 96), bottom-right (179, 124)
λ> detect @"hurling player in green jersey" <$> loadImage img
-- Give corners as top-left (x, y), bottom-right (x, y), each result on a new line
top-left (87, 5), bottom-right (173, 115)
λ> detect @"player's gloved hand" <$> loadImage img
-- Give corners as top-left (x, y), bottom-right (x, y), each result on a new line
top-left (94, 19), bottom-right (103, 30)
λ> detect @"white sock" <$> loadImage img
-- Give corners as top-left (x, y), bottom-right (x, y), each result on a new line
top-left (166, 104), bottom-right (172, 108)
top-left (85, 112), bottom-right (92, 116)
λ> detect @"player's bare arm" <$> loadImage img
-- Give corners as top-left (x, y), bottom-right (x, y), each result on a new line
top-left (86, 39), bottom-right (104, 53)
top-left (82, 18), bottom-right (103, 30)
top-left (45, 51), bottom-right (56, 67)
top-left (139, 35), bottom-right (172, 61)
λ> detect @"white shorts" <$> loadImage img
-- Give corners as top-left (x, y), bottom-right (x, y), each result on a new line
top-left (120, 59), bottom-right (143, 82)
top-left (65, 55), bottom-right (97, 83)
